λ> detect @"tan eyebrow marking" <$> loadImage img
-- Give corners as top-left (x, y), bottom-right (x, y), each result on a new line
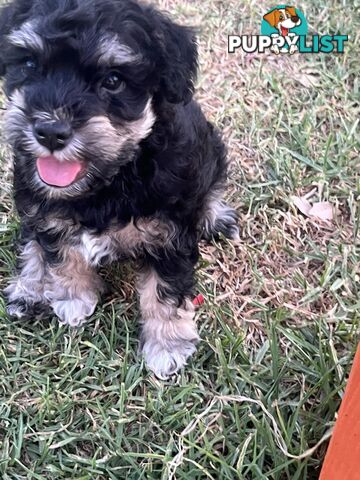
top-left (97, 35), bottom-right (141, 66)
top-left (8, 21), bottom-right (44, 51)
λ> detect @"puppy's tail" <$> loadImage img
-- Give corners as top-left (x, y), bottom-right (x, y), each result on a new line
top-left (200, 194), bottom-right (240, 241)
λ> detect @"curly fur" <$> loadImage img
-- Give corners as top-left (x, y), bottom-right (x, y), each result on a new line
top-left (0, 0), bottom-right (239, 378)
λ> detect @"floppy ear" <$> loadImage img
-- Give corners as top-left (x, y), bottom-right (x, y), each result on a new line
top-left (263, 10), bottom-right (278, 28)
top-left (150, 10), bottom-right (198, 104)
top-left (0, 4), bottom-right (16, 76)
top-left (285, 6), bottom-right (297, 17)
top-left (0, 0), bottom-right (33, 76)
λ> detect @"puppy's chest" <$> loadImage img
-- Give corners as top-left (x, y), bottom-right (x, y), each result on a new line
top-left (77, 218), bottom-right (174, 266)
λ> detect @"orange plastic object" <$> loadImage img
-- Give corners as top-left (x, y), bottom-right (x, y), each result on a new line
top-left (320, 344), bottom-right (360, 480)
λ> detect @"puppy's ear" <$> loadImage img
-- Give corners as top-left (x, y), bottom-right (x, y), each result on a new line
top-left (285, 7), bottom-right (297, 17)
top-left (151, 10), bottom-right (198, 104)
top-left (263, 10), bottom-right (279, 27)
top-left (0, 4), bottom-right (16, 76)
top-left (0, 0), bottom-right (33, 76)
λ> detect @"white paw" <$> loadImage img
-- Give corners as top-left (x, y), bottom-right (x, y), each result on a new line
top-left (7, 302), bottom-right (27, 319)
top-left (6, 298), bottom-right (47, 320)
top-left (141, 338), bottom-right (198, 379)
top-left (51, 296), bottom-right (97, 327)
top-left (270, 44), bottom-right (280, 55)
top-left (5, 278), bottom-right (45, 305)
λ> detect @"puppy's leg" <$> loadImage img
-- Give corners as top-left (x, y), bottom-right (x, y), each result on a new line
top-left (45, 247), bottom-right (103, 327)
top-left (5, 240), bottom-right (47, 318)
top-left (137, 247), bottom-right (199, 379)
top-left (201, 191), bottom-right (239, 241)
top-left (270, 34), bottom-right (281, 55)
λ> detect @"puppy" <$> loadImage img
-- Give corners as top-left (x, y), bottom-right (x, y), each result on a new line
top-left (263, 6), bottom-right (301, 37)
top-left (0, 0), bottom-right (238, 379)
top-left (263, 6), bottom-right (301, 54)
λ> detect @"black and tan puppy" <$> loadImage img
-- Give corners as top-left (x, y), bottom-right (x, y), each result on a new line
top-left (0, 0), bottom-right (238, 378)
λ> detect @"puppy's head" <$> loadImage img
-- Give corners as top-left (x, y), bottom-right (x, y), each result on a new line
top-left (0, 0), bottom-right (197, 198)
top-left (263, 6), bottom-right (301, 34)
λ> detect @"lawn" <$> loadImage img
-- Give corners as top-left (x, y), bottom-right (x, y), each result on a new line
top-left (0, 0), bottom-right (359, 479)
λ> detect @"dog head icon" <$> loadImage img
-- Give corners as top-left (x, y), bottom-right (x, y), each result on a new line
top-left (263, 6), bottom-right (301, 36)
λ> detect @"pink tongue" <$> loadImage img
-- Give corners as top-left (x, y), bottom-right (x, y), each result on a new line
top-left (36, 156), bottom-right (83, 187)
top-left (281, 26), bottom-right (289, 36)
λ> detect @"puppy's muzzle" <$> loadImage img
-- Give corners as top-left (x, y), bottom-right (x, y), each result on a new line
top-left (33, 120), bottom-right (73, 151)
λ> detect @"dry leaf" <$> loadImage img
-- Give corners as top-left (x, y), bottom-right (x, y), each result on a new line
top-left (308, 202), bottom-right (333, 221)
top-left (291, 196), bottom-right (312, 216)
top-left (291, 196), bottom-right (334, 222)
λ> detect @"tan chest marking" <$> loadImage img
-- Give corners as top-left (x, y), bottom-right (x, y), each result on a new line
top-left (79, 218), bottom-right (176, 266)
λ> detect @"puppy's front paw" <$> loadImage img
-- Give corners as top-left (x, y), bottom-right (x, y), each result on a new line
top-left (271, 45), bottom-right (280, 55)
top-left (212, 204), bottom-right (240, 241)
top-left (7, 299), bottom-right (48, 320)
top-left (203, 200), bottom-right (239, 241)
top-left (141, 338), bottom-right (198, 379)
top-left (51, 297), bottom-right (97, 327)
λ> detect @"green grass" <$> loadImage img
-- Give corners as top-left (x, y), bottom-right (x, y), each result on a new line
top-left (0, 0), bottom-right (359, 478)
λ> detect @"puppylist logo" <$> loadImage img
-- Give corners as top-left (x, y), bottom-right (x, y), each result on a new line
top-left (229, 5), bottom-right (348, 55)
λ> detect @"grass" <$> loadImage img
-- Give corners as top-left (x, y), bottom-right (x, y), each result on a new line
top-left (0, 0), bottom-right (359, 478)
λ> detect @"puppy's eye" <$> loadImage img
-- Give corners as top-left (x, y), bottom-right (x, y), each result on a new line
top-left (101, 71), bottom-right (125, 92)
top-left (279, 15), bottom-right (284, 20)
top-left (22, 58), bottom-right (38, 72)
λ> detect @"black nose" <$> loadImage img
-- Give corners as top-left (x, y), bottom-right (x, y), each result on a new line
top-left (291, 15), bottom-right (299, 22)
top-left (33, 120), bottom-right (73, 151)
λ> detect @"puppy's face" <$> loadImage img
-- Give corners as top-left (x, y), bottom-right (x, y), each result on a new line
top-left (0, 0), bottom-right (197, 199)
top-left (263, 7), bottom-right (301, 35)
